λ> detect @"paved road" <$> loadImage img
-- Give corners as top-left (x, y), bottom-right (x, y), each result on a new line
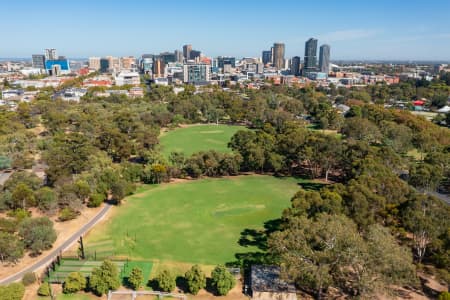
top-left (0, 204), bottom-right (112, 285)
top-left (427, 191), bottom-right (450, 205)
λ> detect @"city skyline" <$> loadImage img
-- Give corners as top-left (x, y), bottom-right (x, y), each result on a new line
top-left (1, 0), bottom-right (450, 60)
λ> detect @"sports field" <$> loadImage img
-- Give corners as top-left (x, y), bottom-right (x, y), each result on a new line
top-left (85, 175), bottom-right (302, 266)
top-left (159, 124), bottom-right (246, 157)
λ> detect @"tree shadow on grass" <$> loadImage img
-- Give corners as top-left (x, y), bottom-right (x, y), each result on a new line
top-left (228, 218), bottom-right (284, 291)
top-left (297, 181), bottom-right (326, 191)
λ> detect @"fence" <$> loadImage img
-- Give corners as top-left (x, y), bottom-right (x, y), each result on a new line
top-left (108, 290), bottom-right (187, 300)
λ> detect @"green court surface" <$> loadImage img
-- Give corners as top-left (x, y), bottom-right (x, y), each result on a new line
top-left (85, 175), bottom-right (303, 265)
top-left (159, 124), bottom-right (246, 157)
top-left (48, 259), bottom-right (152, 284)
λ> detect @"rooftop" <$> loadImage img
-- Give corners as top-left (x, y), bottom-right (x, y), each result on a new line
top-left (250, 265), bottom-right (296, 294)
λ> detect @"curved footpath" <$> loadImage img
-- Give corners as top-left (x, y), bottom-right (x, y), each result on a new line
top-left (0, 203), bottom-right (112, 285)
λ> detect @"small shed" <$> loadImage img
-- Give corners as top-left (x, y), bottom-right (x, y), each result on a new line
top-left (250, 265), bottom-right (297, 300)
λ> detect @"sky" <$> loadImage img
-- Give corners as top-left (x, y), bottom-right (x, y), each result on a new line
top-left (2, 0), bottom-right (450, 60)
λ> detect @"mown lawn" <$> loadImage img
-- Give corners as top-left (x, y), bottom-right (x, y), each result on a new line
top-left (159, 124), bottom-right (246, 157)
top-left (85, 175), bottom-right (304, 266)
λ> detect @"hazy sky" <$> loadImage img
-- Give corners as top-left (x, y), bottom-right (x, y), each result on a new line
top-left (2, 0), bottom-right (450, 60)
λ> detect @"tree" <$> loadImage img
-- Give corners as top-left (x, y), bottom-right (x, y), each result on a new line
top-left (35, 187), bottom-right (57, 213)
top-left (0, 283), bottom-right (25, 300)
top-left (402, 194), bottom-right (448, 263)
top-left (185, 264), bottom-right (206, 295)
top-left (63, 272), bottom-right (86, 294)
top-left (128, 267), bottom-right (143, 290)
top-left (18, 217), bottom-right (57, 255)
top-left (156, 269), bottom-right (176, 292)
top-left (211, 265), bottom-right (235, 296)
top-left (37, 282), bottom-right (51, 296)
top-left (341, 117), bottom-right (382, 144)
top-left (44, 132), bottom-right (93, 184)
top-left (89, 260), bottom-right (120, 296)
top-left (0, 232), bottom-right (24, 263)
top-left (11, 183), bottom-right (35, 209)
top-left (269, 214), bottom-right (416, 299)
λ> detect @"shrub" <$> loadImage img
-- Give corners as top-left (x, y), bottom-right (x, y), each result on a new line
top-left (211, 265), bottom-right (235, 296)
top-left (156, 269), bottom-right (175, 292)
top-left (439, 292), bottom-right (450, 300)
top-left (88, 193), bottom-right (105, 208)
top-left (22, 272), bottom-right (36, 286)
top-left (58, 207), bottom-right (78, 221)
top-left (37, 282), bottom-right (51, 296)
top-left (63, 272), bottom-right (86, 294)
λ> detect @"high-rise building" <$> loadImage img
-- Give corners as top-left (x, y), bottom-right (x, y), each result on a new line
top-left (291, 56), bottom-right (301, 76)
top-left (217, 56), bottom-right (236, 69)
top-left (175, 50), bottom-right (183, 63)
top-left (304, 38), bottom-right (318, 72)
top-left (183, 63), bottom-right (210, 83)
top-left (319, 44), bottom-right (331, 74)
top-left (152, 57), bottom-right (165, 78)
top-left (88, 57), bottom-right (101, 70)
top-left (100, 58), bottom-right (110, 73)
top-left (32, 54), bottom-right (46, 69)
top-left (183, 44), bottom-right (192, 60)
top-left (190, 50), bottom-right (201, 61)
top-left (262, 50), bottom-right (272, 65)
top-left (45, 48), bottom-right (57, 60)
top-left (272, 43), bottom-right (285, 70)
top-left (159, 52), bottom-right (176, 64)
top-left (120, 56), bottom-right (136, 70)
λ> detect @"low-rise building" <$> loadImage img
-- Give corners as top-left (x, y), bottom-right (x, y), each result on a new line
top-left (250, 265), bottom-right (297, 300)
top-left (115, 71), bottom-right (140, 86)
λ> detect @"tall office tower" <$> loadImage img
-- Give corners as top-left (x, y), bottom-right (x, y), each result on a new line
top-left (159, 52), bottom-right (176, 64)
top-left (272, 43), bottom-right (285, 70)
top-left (45, 48), bottom-right (57, 60)
top-left (262, 50), bottom-right (272, 65)
top-left (190, 50), bottom-right (201, 61)
top-left (304, 38), bottom-right (318, 72)
top-left (152, 57), bottom-right (165, 78)
top-left (100, 58), bottom-right (110, 73)
top-left (32, 54), bottom-right (46, 69)
top-left (88, 57), bottom-right (101, 70)
top-left (183, 44), bottom-right (192, 60)
top-left (175, 50), bottom-right (183, 62)
top-left (183, 63), bottom-right (210, 83)
top-left (291, 56), bottom-right (301, 76)
top-left (319, 44), bottom-right (331, 74)
top-left (120, 56), bottom-right (136, 70)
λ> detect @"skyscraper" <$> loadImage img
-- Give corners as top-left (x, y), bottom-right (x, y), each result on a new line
top-left (45, 48), bottom-right (57, 60)
top-left (291, 56), bottom-right (301, 76)
top-left (262, 50), bottom-right (272, 65)
top-left (272, 43), bottom-right (285, 70)
top-left (32, 54), bottom-right (46, 69)
top-left (190, 50), bottom-right (201, 61)
top-left (319, 44), bottom-right (331, 74)
top-left (183, 44), bottom-right (192, 60)
top-left (304, 38), bottom-right (318, 72)
top-left (88, 57), bottom-right (101, 70)
top-left (175, 50), bottom-right (183, 63)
